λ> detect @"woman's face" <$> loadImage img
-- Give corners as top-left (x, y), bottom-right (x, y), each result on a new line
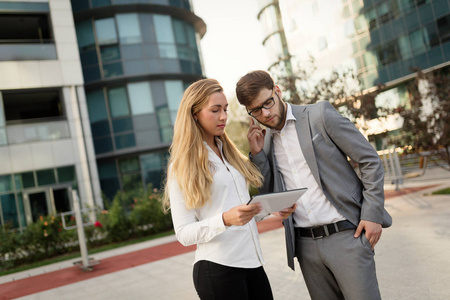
top-left (195, 92), bottom-right (228, 143)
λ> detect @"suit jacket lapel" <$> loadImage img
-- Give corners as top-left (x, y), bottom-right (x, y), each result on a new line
top-left (292, 105), bottom-right (323, 189)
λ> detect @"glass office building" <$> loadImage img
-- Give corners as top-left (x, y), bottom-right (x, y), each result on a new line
top-left (0, 0), bottom-right (206, 229)
top-left (0, 0), bottom-right (101, 230)
top-left (71, 0), bottom-right (206, 201)
top-left (257, 0), bottom-right (450, 147)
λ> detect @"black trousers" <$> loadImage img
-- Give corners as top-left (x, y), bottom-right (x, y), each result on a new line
top-left (193, 260), bottom-right (273, 300)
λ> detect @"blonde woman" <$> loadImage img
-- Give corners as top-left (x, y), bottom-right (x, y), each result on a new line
top-left (163, 79), bottom-right (274, 300)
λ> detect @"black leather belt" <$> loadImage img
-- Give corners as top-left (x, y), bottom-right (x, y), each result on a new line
top-left (294, 220), bottom-right (356, 239)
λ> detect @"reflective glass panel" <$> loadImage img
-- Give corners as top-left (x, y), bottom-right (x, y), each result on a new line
top-left (108, 87), bottom-right (130, 117)
top-left (95, 18), bottom-right (118, 45)
top-left (100, 45), bottom-right (121, 62)
top-left (1, 193), bottom-right (18, 228)
top-left (91, 120), bottom-right (111, 137)
top-left (0, 174), bottom-right (12, 193)
top-left (92, 0), bottom-right (111, 8)
top-left (102, 62), bottom-right (123, 78)
top-left (128, 82), bottom-right (154, 115)
top-left (112, 117), bottom-right (133, 133)
top-left (119, 157), bottom-right (140, 173)
top-left (57, 166), bottom-right (76, 183)
top-left (14, 172), bottom-right (35, 189)
top-left (165, 80), bottom-right (183, 123)
top-left (154, 15), bottom-right (175, 43)
top-left (186, 24), bottom-right (197, 49)
top-left (410, 29), bottom-right (427, 55)
top-left (114, 133), bottom-right (136, 149)
top-left (116, 13), bottom-right (142, 44)
top-left (75, 20), bottom-right (96, 50)
top-left (437, 15), bottom-right (450, 43)
top-left (158, 44), bottom-right (177, 58)
top-left (87, 89), bottom-right (108, 123)
top-left (173, 19), bottom-right (187, 44)
top-left (398, 35), bottom-right (412, 59)
top-left (97, 161), bottom-right (120, 201)
top-left (94, 136), bottom-right (113, 154)
top-left (16, 193), bottom-right (25, 228)
top-left (36, 169), bottom-right (56, 186)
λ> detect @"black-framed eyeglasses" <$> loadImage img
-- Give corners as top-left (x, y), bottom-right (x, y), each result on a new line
top-left (247, 90), bottom-right (276, 117)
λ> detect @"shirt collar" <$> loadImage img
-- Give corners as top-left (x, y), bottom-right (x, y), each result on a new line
top-left (203, 137), bottom-right (223, 152)
top-left (270, 103), bottom-right (296, 136)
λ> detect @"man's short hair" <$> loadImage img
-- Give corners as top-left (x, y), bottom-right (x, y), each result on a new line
top-left (236, 70), bottom-right (274, 107)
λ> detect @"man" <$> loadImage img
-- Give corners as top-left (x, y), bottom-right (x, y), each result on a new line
top-left (235, 70), bottom-right (392, 300)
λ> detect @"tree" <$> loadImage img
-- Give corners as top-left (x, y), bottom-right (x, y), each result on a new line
top-left (270, 56), bottom-right (383, 132)
top-left (392, 67), bottom-right (450, 169)
top-left (225, 96), bottom-right (251, 154)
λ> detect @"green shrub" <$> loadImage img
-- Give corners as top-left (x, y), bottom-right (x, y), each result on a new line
top-left (1, 187), bottom-right (172, 272)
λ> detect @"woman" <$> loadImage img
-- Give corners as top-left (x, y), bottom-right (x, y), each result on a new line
top-left (163, 79), bottom-right (274, 300)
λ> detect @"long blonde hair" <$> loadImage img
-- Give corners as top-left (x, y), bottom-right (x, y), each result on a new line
top-left (163, 79), bottom-right (263, 211)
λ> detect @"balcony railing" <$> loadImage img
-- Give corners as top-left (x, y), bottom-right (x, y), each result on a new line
top-left (0, 43), bottom-right (57, 61)
top-left (6, 119), bottom-right (70, 144)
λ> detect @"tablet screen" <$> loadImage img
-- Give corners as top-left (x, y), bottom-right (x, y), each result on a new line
top-left (247, 188), bottom-right (307, 216)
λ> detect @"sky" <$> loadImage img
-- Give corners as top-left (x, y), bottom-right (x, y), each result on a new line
top-left (191, 0), bottom-right (270, 99)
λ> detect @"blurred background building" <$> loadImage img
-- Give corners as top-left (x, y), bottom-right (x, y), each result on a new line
top-left (0, 0), bottom-right (206, 230)
top-left (256, 0), bottom-right (450, 148)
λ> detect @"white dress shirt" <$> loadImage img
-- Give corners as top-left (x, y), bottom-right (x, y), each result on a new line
top-left (169, 138), bottom-right (264, 268)
top-left (270, 104), bottom-right (346, 227)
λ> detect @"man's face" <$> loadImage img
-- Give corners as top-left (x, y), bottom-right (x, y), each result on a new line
top-left (246, 86), bottom-right (286, 131)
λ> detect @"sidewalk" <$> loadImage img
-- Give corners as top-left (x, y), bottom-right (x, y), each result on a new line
top-left (1, 170), bottom-right (450, 300)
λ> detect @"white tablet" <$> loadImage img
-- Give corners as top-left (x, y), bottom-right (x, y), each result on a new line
top-left (247, 188), bottom-right (307, 217)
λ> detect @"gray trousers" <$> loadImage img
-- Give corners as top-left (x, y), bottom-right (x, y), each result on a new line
top-left (295, 230), bottom-right (381, 300)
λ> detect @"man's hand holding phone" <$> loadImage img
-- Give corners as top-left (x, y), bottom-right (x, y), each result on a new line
top-left (248, 117), bottom-right (266, 156)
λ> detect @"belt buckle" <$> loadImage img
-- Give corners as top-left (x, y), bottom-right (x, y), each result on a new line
top-left (311, 228), bottom-right (323, 239)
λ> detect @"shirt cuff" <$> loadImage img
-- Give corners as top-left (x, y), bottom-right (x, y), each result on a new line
top-left (212, 213), bottom-right (228, 232)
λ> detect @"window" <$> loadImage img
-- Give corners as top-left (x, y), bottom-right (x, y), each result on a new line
top-left (366, 8), bottom-right (377, 31)
top-left (354, 15), bottom-right (368, 33)
top-left (14, 172), bottom-right (35, 189)
top-left (154, 15), bottom-right (177, 58)
top-left (437, 14), bottom-right (450, 43)
top-left (119, 157), bottom-right (141, 192)
top-left (423, 23), bottom-right (439, 48)
top-left (3, 90), bottom-right (63, 123)
top-left (0, 12), bottom-right (56, 60)
top-left (108, 87), bottom-right (130, 118)
top-left (0, 175), bottom-right (13, 193)
top-left (87, 90), bottom-right (108, 123)
top-left (0, 14), bottom-right (52, 43)
top-left (116, 14), bottom-right (142, 44)
top-left (141, 152), bottom-right (164, 189)
top-left (165, 80), bottom-right (184, 123)
top-left (95, 18), bottom-right (118, 45)
top-left (377, 41), bottom-right (399, 65)
top-left (398, 35), bottom-right (413, 59)
top-left (377, 2), bottom-right (392, 24)
top-left (36, 169), bottom-right (56, 186)
top-left (97, 161), bottom-right (120, 201)
top-left (1, 193), bottom-right (18, 228)
top-left (409, 29), bottom-right (427, 55)
top-left (128, 82), bottom-right (154, 115)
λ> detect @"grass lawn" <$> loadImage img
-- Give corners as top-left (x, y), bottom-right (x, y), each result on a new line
top-left (432, 187), bottom-right (450, 195)
top-left (0, 230), bottom-right (174, 277)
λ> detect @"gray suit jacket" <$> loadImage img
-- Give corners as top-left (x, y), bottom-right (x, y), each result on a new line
top-left (251, 101), bottom-right (392, 270)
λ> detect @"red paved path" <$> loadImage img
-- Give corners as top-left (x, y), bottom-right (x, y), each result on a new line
top-left (0, 185), bottom-right (436, 299)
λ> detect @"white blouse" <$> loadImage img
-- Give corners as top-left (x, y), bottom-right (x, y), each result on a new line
top-left (168, 138), bottom-right (264, 268)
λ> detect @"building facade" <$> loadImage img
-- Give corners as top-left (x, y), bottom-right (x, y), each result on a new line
top-left (70, 0), bottom-right (205, 201)
top-left (0, 0), bottom-right (205, 230)
top-left (257, 0), bottom-right (450, 147)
